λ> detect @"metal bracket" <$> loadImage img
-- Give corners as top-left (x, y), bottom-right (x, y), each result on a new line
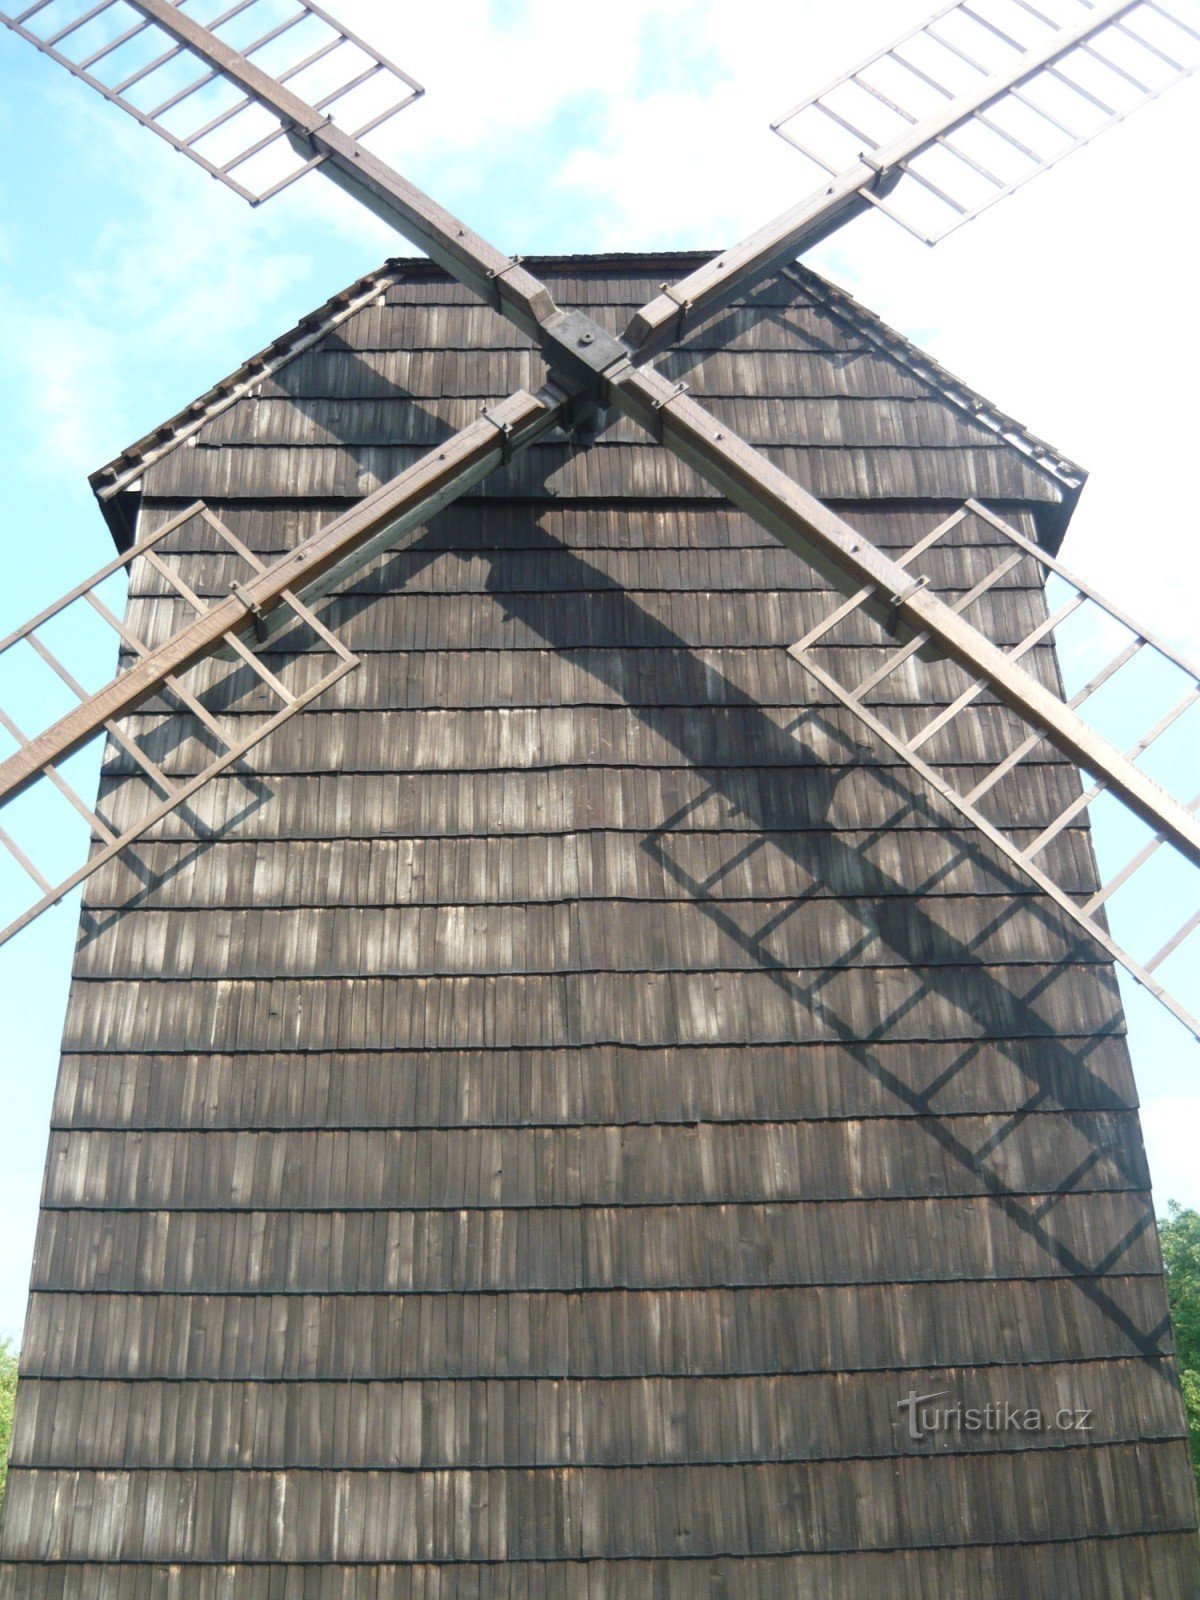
top-left (479, 402), bottom-right (514, 463)
top-left (486, 254), bottom-right (526, 312)
top-left (657, 281), bottom-right (693, 342)
top-left (649, 381), bottom-right (690, 442)
top-left (887, 573), bottom-right (930, 608)
top-left (229, 579), bottom-right (268, 643)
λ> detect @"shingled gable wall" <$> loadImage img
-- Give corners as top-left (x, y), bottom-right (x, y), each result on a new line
top-left (1, 254), bottom-right (1197, 1594)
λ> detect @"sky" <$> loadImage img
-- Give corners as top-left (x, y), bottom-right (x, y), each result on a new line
top-left (0, 0), bottom-right (1198, 1342)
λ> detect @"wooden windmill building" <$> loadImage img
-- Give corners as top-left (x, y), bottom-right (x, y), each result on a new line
top-left (1, 247), bottom-right (1197, 1591)
top-left (2, 0), bottom-right (1200, 1591)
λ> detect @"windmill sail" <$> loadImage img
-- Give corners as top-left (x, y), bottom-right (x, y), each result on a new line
top-left (0, 0), bottom-right (422, 202)
top-left (627, 0), bottom-right (1200, 351)
top-left (788, 500), bottom-right (1200, 1037)
top-left (0, 0), bottom-right (1197, 1047)
top-left (0, 390), bottom-right (562, 945)
top-left (773, 0), bottom-right (1200, 244)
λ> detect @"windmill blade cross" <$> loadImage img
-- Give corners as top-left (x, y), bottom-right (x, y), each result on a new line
top-left (627, 0), bottom-right (1200, 355)
top-left (0, 0), bottom-right (1198, 1038)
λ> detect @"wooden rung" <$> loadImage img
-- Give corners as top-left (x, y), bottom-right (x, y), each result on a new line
top-left (959, 4), bottom-right (1029, 55)
top-left (111, 38), bottom-right (186, 95)
top-left (813, 98), bottom-right (882, 151)
top-left (0, 823), bottom-right (54, 895)
top-left (1025, 778), bottom-right (1105, 860)
top-left (887, 45), bottom-right (955, 102)
top-left (1084, 791), bottom-right (1200, 915)
top-left (163, 675), bottom-right (235, 749)
top-left (201, 507), bottom-right (267, 573)
top-left (1066, 633), bottom-right (1146, 703)
top-left (0, 706), bottom-right (30, 750)
top-left (278, 587), bottom-right (360, 666)
top-left (976, 107), bottom-right (1042, 164)
top-left (142, 549), bottom-right (210, 614)
top-left (963, 724), bottom-right (1046, 803)
top-left (907, 678), bottom-right (987, 754)
top-left (849, 74), bottom-right (920, 126)
top-left (222, 631), bottom-right (296, 705)
top-left (101, 720), bottom-right (177, 801)
top-left (1079, 35), bottom-right (1153, 94)
top-left (775, 129), bottom-right (839, 173)
top-left (83, 589), bottom-right (151, 656)
top-left (889, 161), bottom-right (971, 218)
top-left (147, 69), bottom-right (221, 124)
top-left (44, 761), bottom-right (117, 846)
top-left (44, 0), bottom-right (114, 48)
top-left (25, 631), bottom-right (89, 701)
top-left (1126, 683), bottom-right (1200, 762)
top-left (1008, 81), bottom-right (1080, 138)
top-left (850, 549), bottom-right (1025, 700)
top-left (1112, 13), bottom-right (1185, 69)
top-left (935, 131), bottom-right (1013, 191)
top-left (181, 85), bottom-right (255, 148)
top-left (77, 12), bottom-right (150, 71)
top-left (923, 24), bottom-right (990, 73)
top-left (1145, 908), bottom-right (1200, 975)
top-left (1151, 0), bottom-right (1200, 45)
top-left (1045, 60), bottom-right (1118, 117)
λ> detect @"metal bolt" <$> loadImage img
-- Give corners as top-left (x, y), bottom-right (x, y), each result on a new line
top-left (579, 332), bottom-right (594, 345)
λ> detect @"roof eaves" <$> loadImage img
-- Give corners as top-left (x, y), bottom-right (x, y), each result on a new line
top-left (89, 261), bottom-right (405, 550)
top-left (89, 249), bottom-right (1086, 553)
top-left (782, 262), bottom-right (1086, 549)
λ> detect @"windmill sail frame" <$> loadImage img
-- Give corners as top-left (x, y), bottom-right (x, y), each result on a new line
top-left (0, 0), bottom-right (1197, 1039)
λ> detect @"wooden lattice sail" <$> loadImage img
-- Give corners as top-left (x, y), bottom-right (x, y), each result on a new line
top-left (0, 0), bottom-right (1198, 1587)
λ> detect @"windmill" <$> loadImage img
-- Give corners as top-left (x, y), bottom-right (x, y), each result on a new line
top-left (0, 0), bottom-right (1199, 1583)
top-left (0, 0), bottom-right (1197, 1030)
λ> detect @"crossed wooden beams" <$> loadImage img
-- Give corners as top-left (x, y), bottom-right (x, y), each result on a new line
top-left (2, 0), bottom-right (1199, 922)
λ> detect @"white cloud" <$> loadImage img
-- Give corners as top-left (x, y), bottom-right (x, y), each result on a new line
top-left (1140, 1096), bottom-right (1200, 1212)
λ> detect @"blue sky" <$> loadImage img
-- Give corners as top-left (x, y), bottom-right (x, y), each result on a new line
top-left (0, 0), bottom-right (1198, 1341)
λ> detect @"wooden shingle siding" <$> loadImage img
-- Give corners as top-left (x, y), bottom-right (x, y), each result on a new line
top-left (50, 1036), bottom-right (1139, 1128)
top-left (19, 1277), bottom-right (1169, 1379)
top-left (3, 254), bottom-right (1195, 1591)
top-left (9, 1361), bottom-right (1187, 1468)
top-left (2, 1446), bottom-right (1195, 1560)
top-left (3, 1541), bottom-right (1200, 1598)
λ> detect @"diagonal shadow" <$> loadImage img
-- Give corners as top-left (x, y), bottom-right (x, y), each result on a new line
top-left (76, 281), bottom-right (1176, 1368)
top-left (475, 510), bottom-right (1174, 1366)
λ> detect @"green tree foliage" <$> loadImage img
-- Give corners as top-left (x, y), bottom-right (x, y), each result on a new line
top-left (0, 1339), bottom-right (16, 1522)
top-left (1159, 1202), bottom-right (1200, 1494)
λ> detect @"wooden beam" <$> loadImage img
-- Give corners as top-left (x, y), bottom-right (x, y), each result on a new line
top-left (622, 0), bottom-right (1147, 357)
top-left (603, 358), bottom-right (1200, 867)
top-left (125, 0), bottom-right (558, 337)
top-left (0, 386), bottom-right (564, 810)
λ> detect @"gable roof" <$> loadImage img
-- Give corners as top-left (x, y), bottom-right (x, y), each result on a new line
top-left (89, 250), bottom-right (1085, 552)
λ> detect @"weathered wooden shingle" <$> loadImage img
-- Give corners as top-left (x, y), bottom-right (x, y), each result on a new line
top-left (2, 252), bottom-right (1195, 1594)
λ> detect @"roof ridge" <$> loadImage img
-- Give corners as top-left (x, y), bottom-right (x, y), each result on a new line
top-left (89, 249), bottom-right (1084, 550)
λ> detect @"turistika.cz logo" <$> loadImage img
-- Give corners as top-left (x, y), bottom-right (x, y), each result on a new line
top-left (896, 1388), bottom-right (1095, 1443)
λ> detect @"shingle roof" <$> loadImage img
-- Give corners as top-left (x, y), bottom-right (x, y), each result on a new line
top-left (89, 251), bottom-right (1085, 551)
